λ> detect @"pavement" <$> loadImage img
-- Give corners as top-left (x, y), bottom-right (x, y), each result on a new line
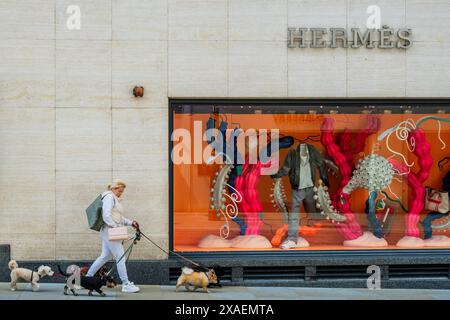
top-left (0, 283), bottom-right (449, 300)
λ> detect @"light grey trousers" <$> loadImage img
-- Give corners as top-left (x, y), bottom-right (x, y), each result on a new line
top-left (87, 227), bottom-right (129, 284)
top-left (287, 187), bottom-right (317, 242)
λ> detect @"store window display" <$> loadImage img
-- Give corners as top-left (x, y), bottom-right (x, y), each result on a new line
top-left (171, 103), bottom-right (450, 253)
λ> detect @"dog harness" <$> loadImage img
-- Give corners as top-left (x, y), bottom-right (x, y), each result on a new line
top-left (29, 270), bottom-right (42, 282)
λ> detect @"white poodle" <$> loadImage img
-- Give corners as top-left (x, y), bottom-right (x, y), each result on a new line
top-left (8, 260), bottom-right (54, 292)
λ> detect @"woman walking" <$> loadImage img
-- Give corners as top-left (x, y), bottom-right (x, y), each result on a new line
top-left (87, 180), bottom-right (140, 293)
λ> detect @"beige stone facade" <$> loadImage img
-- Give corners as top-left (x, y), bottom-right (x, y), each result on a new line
top-left (0, 0), bottom-right (449, 260)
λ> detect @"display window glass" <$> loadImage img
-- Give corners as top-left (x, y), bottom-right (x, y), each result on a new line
top-left (171, 102), bottom-right (450, 252)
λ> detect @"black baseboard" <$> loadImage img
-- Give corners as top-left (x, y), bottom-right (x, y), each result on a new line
top-left (1, 246), bottom-right (449, 289)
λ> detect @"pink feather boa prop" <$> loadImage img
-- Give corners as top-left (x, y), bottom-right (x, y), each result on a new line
top-left (320, 116), bottom-right (380, 240)
top-left (389, 128), bottom-right (432, 237)
top-left (235, 160), bottom-right (272, 235)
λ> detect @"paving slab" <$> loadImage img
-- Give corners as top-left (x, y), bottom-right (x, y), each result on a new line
top-left (0, 283), bottom-right (449, 300)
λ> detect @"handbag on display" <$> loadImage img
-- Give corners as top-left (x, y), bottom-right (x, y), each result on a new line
top-left (425, 187), bottom-right (449, 214)
top-left (108, 226), bottom-right (129, 241)
top-left (375, 199), bottom-right (397, 236)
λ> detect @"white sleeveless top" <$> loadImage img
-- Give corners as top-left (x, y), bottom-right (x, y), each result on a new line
top-left (101, 191), bottom-right (128, 227)
top-left (111, 194), bottom-right (125, 224)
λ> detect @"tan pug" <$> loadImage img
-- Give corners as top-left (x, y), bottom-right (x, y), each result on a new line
top-left (175, 267), bottom-right (218, 293)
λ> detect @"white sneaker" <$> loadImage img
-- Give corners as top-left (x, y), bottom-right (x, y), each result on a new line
top-left (280, 240), bottom-right (297, 249)
top-left (122, 282), bottom-right (140, 293)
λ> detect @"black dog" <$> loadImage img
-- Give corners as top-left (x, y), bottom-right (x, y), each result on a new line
top-left (58, 265), bottom-right (117, 297)
top-left (209, 265), bottom-right (225, 288)
top-left (192, 264), bottom-right (225, 288)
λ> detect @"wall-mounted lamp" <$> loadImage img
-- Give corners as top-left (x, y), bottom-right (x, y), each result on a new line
top-left (133, 86), bottom-right (144, 98)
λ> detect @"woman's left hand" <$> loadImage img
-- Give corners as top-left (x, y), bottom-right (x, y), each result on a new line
top-left (132, 220), bottom-right (140, 230)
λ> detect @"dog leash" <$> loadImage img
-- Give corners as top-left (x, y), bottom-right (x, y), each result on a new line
top-left (105, 230), bottom-right (210, 276)
top-left (138, 230), bottom-right (209, 271)
top-left (105, 232), bottom-right (140, 276)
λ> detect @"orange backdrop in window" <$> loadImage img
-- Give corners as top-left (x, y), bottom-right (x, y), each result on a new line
top-left (172, 113), bottom-right (450, 251)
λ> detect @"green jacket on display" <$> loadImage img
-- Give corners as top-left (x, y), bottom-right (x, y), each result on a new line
top-left (271, 143), bottom-right (330, 189)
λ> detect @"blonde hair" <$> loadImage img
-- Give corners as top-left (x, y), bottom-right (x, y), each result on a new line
top-left (108, 179), bottom-right (127, 190)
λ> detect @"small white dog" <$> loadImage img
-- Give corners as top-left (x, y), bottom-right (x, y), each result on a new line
top-left (8, 260), bottom-right (54, 292)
